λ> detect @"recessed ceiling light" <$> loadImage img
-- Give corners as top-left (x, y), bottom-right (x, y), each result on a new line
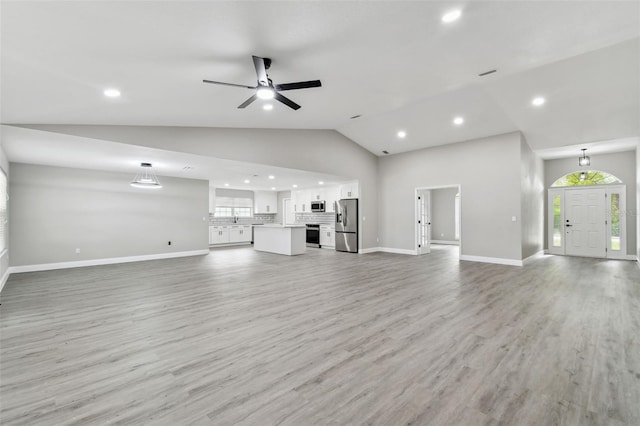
top-left (453, 117), bottom-right (464, 125)
top-left (256, 87), bottom-right (275, 100)
top-left (442, 9), bottom-right (461, 23)
top-left (268, 175), bottom-right (275, 179)
top-left (532, 97), bottom-right (546, 106)
top-left (224, 183), bottom-right (229, 187)
top-left (244, 179), bottom-right (250, 184)
top-left (397, 130), bottom-right (407, 138)
top-left (318, 181), bottom-right (324, 185)
top-left (292, 184), bottom-right (298, 188)
top-left (103, 88), bottom-right (121, 98)
top-left (271, 187), bottom-right (276, 190)
top-left (263, 104), bottom-right (273, 111)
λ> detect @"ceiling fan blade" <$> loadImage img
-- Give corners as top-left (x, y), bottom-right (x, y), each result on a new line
top-left (252, 56), bottom-right (269, 86)
top-left (203, 79), bottom-right (256, 89)
top-left (275, 80), bottom-right (322, 91)
top-left (238, 94), bottom-right (258, 109)
top-left (274, 92), bottom-right (301, 110)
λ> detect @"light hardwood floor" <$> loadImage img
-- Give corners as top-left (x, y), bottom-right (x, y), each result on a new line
top-left (1, 246), bottom-right (639, 425)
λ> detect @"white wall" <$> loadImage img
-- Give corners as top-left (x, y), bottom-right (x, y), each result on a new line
top-left (9, 163), bottom-right (209, 267)
top-left (18, 125), bottom-right (379, 250)
top-left (430, 188), bottom-right (458, 242)
top-left (378, 132), bottom-right (524, 261)
top-left (0, 142), bottom-right (9, 289)
top-left (544, 151), bottom-right (637, 254)
top-left (637, 145), bottom-right (640, 262)
top-left (520, 138), bottom-right (545, 259)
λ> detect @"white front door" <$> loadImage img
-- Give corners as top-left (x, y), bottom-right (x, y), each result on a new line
top-left (417, 190), bottom-right (431, 255)
top-left (565, 188), bottom-right (606, 258)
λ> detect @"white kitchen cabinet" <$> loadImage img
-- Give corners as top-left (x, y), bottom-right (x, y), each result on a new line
top-left (229, 225), bottom-right (252, 243)
top-left (339, 181), bottom-right (359, 199)
top-left (209, 226), bottom-right (229, 245)
top-left (320, 225), bottom-right (335, 247)
top-left (254, 191), bottom-right (278, 214)
top-left (325, 186), bottom-right (338, 213)
top-left (293, 189), bottom-right (309, 213)
top-left (209, 225), bottom-right (251, 245)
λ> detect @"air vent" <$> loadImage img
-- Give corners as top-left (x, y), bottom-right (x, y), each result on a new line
top-left (478, 69), bottom-right (497, 77)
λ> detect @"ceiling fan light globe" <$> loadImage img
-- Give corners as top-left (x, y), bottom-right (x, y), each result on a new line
top-left (256, 87), bottom-right (275, 100)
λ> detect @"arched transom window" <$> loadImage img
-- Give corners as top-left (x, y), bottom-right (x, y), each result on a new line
top-left (551, 170), bottom-right (622, 187)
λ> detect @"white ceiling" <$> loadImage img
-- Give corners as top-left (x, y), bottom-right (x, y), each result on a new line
top-left (1, 1), bottom-right (638, 160)
top-left (0, 125), bottom-right (346, 191)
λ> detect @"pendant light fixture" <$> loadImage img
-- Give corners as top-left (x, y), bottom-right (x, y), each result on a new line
top-left (578, 148), bottom-right (590, 166)
top-left (130, 163), bottom-right (162, 189)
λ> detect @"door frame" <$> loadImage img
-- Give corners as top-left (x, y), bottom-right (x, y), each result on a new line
top-left (547, 184), bottom-right (627, 259)
top-left (415, 184), bottom-right (461, 258)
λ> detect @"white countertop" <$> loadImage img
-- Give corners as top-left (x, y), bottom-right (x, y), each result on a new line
top-left (257, 224), bottom-right (306, 228)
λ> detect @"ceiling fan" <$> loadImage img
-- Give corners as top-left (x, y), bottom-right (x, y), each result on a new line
top-left (203, 55), bottom-right (321, 110)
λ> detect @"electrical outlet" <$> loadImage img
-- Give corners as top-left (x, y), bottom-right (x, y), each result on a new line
top-left (441, 233), bottom-right (444, 237)
top-left (168, 241), bottom-right (172, 246)
top-left (75, 248), bottom-right (80, 254)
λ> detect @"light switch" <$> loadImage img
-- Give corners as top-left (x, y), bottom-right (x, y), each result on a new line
top-left (512, 216), bottom-right (517, 222)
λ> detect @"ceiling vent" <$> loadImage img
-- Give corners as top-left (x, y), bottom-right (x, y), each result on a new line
top-left (478, 69), bottom-right (497, 77)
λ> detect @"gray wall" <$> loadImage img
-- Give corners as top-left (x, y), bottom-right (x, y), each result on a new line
top-left (430, 187), bottom-right (458, 242)
top-left (378, 132), bottom-right (524, 261)
top-left (544, 150), bottom-right (637, 255)
top-left (274, 190), bottom-right (291, 225)
top-left (9, 163), bottom-right (209, 267)
top-left (520, 139), bottom-right (545, 259)
top-left (0, 143), bottom-right (9, 283)
top-left (18, 125), bottom-right (379, 250)
top-left (637, 145), bottom-right (639, 261)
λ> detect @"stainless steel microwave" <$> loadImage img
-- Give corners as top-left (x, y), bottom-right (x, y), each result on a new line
top-left (311, 200), bottom-right (325, 212)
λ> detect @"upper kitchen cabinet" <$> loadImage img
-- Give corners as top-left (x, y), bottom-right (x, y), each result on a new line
top-left (254, 190), bottom-right (277, 214)
top-left (339, 181), bottom-right (359, 199)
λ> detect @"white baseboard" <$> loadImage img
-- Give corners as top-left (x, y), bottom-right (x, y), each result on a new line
top-left (431, 240), bottom-right (460, 245)
top-left (0, 269), bottom-right (10, 294)
top-left (378, 247), bottom-right (418, 255)
top-left (209, 242), bottom-right (252, 248)
top-left (359, 247), bottom-right (380, 254)
top-left (8, 249), bottom-right (210, 274)
top-left (460, 254), bottom-right (523, 267)
top-left (523, 250), bottom-right (545, 265)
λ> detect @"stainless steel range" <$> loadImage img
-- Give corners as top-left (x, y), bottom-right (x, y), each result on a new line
top-left (305, 224), bottom-right (320, 248)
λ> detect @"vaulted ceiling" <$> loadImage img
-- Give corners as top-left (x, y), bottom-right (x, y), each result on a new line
top-left (1, 1), bottom-right (639, 158)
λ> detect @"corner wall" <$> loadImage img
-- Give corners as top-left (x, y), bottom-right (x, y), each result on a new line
top-left (378, 132), bottom-right (523, 262)
top-left (9, 163), bottom-right (209, 268)
top-left (520, 138), bottom-right (545, 259)
top-left (0, 143), bottom-right (9, 291)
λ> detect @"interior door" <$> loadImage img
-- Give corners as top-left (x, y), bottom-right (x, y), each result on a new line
top-left (565, 188), bottom-right (606, 258)
top-left (417, 190), bottom-right (431, 255)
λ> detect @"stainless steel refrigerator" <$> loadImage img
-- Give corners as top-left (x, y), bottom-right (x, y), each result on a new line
top-left (335, 198), bottom-right (358, 253)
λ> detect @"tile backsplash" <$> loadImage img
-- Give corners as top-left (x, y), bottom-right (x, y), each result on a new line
top-left (295, 212), bottom-right (334, 225)
top-left (209, 213), bottom-right (275, 225)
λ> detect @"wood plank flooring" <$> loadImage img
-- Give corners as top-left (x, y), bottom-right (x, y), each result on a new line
top-left (1, 246), bottom-right (639, 425)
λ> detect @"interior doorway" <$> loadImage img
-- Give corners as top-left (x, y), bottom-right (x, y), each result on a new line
top-left (415, 185), bottom-right (461, 257)
top-left (283, 198), bottom-right (295, 225)
top-left (548, 185), bottom-right (626, 259)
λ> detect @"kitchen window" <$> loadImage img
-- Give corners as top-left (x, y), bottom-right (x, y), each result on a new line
top-left (214, 207), bottom-right (252, 217)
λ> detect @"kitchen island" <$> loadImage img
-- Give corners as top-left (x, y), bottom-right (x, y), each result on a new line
top-left (253, 224), bottom-right (306, 256)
